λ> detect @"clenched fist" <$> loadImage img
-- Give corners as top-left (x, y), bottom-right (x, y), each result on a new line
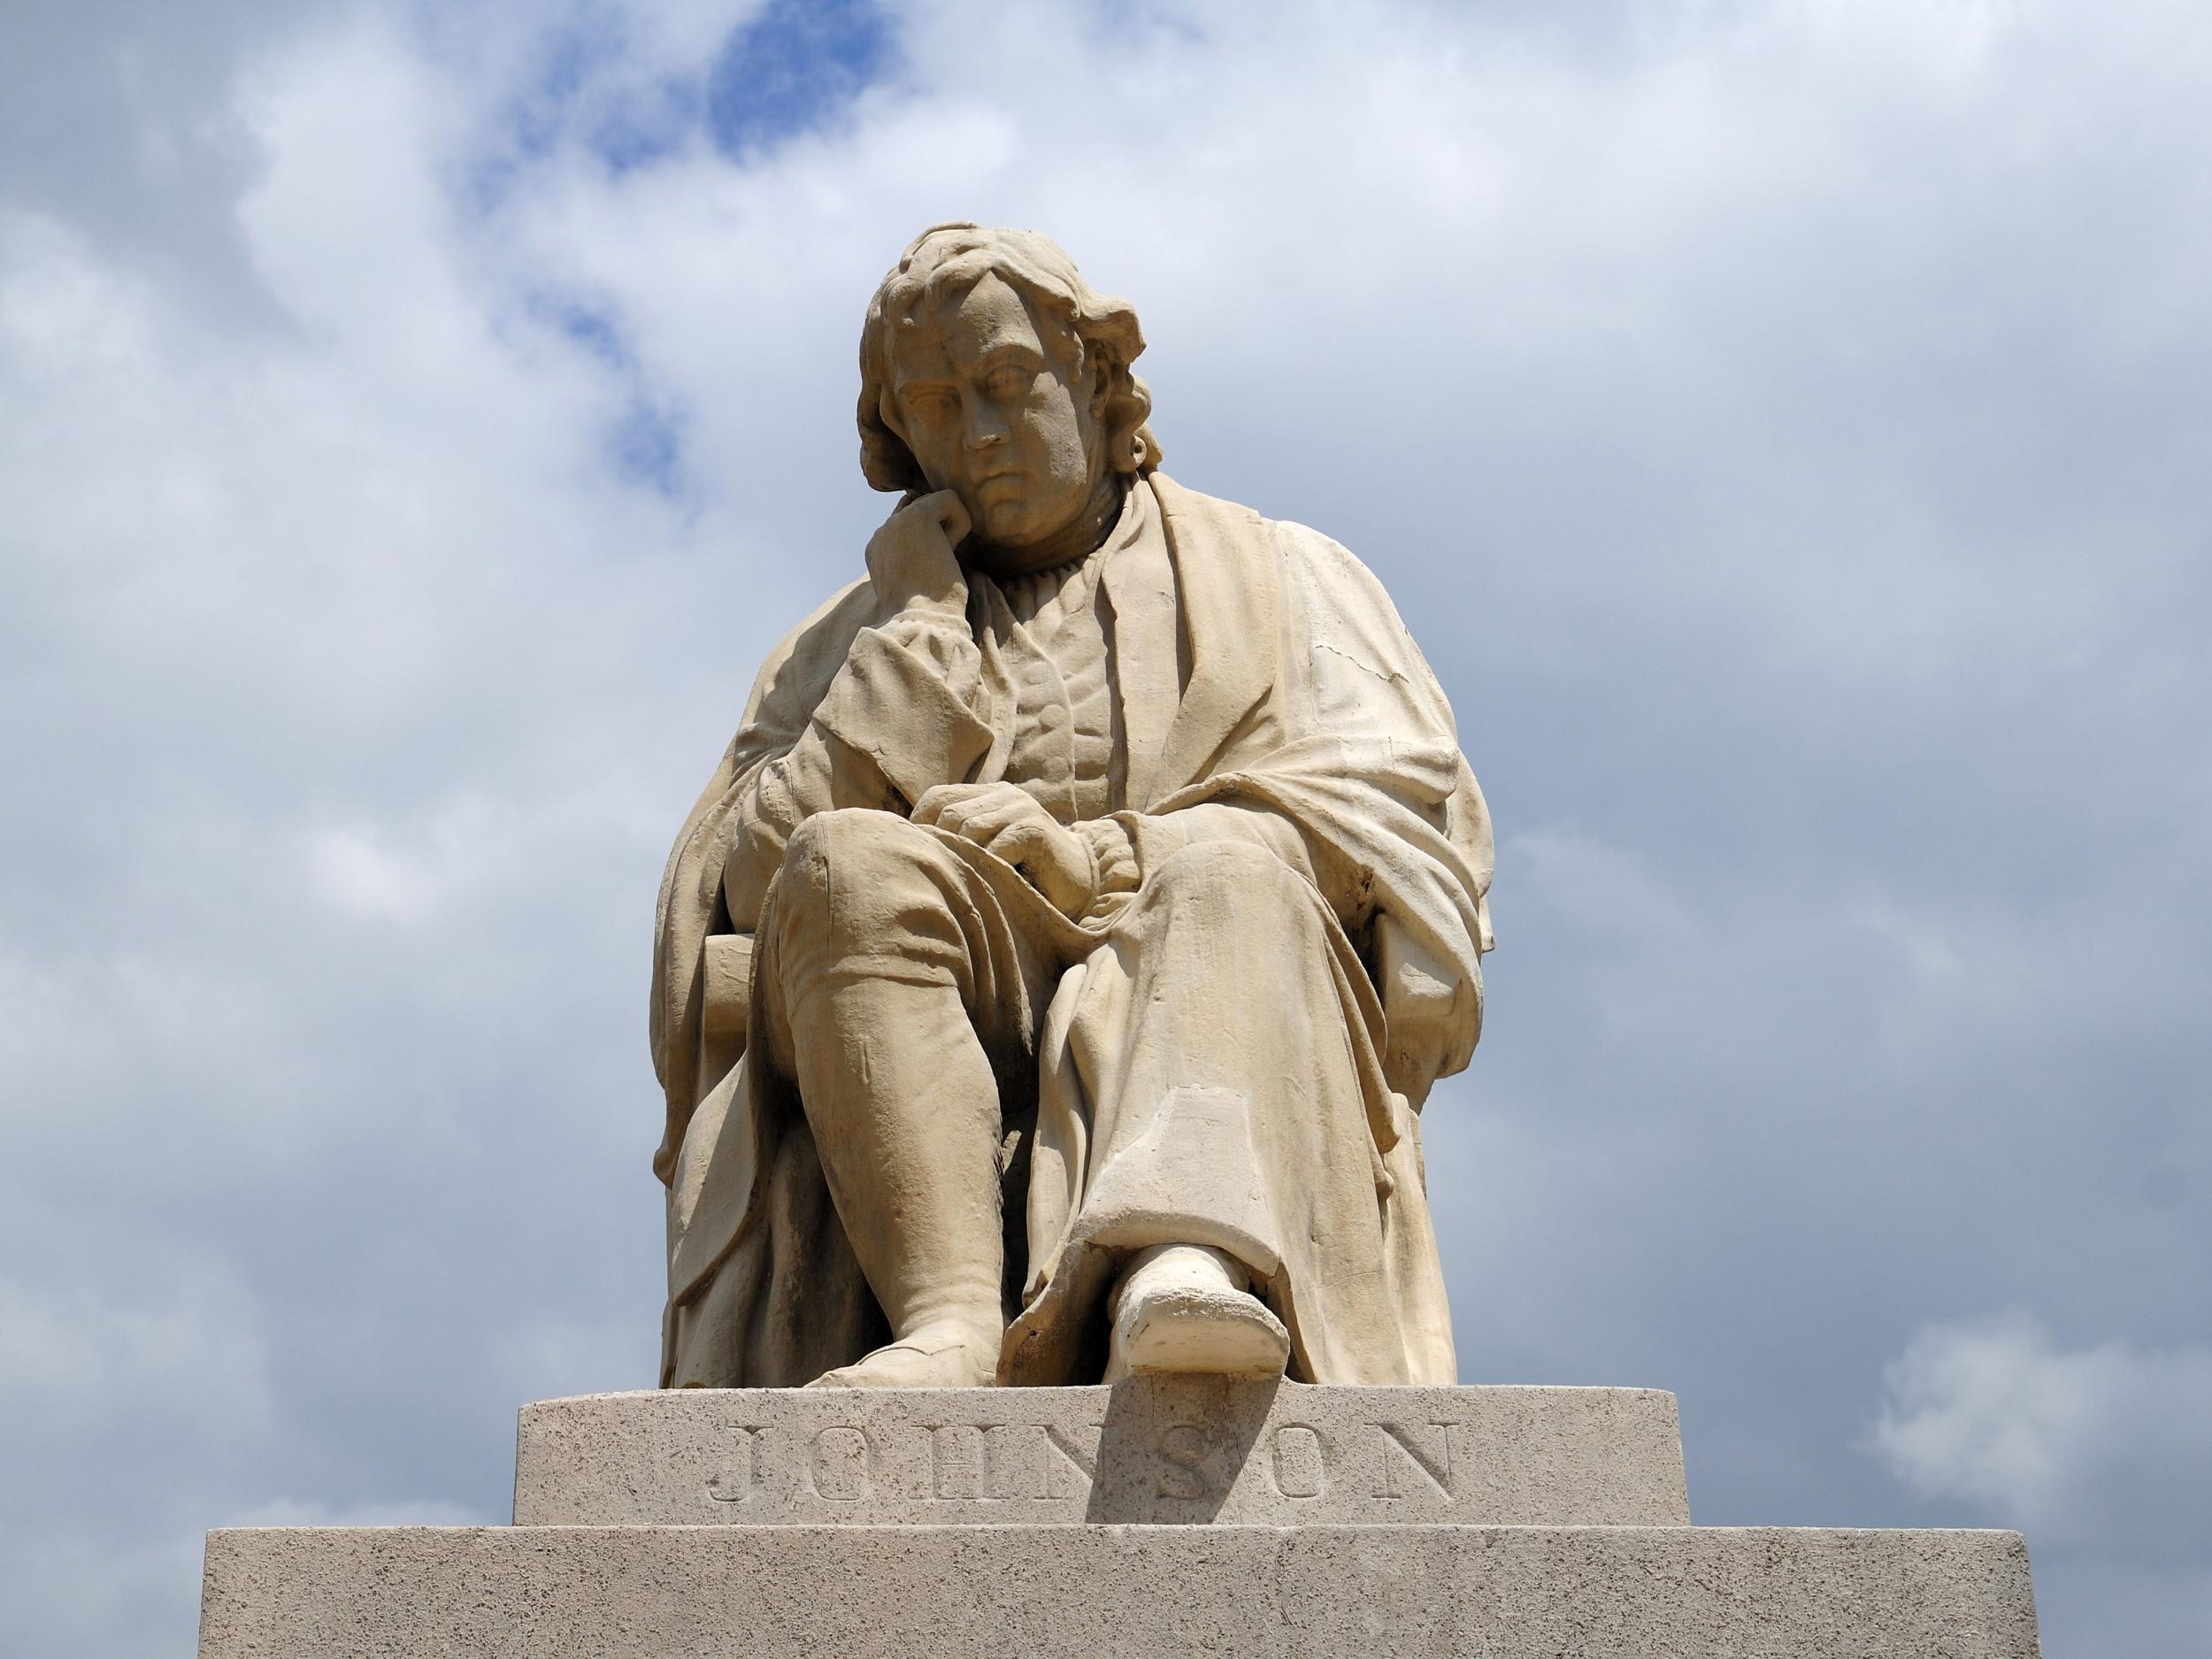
top-left (913, 782), bottom-right (1094, 918)
top-left (865, 489), bottom-right (972, 618)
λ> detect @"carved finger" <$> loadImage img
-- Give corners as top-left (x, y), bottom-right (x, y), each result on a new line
top-left (956, 804), bottom-right (1030, 848)
top-left (925, 488), bottom-right (972, 545)
top-left (912, 784), bottom-right (985, 826)
top-left (988, 820), bottom-right (1045, 864)
top-left (966, 782), bottom-right (1029, 813)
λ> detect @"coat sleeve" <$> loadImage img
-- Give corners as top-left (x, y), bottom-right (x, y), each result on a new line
top-left (649, 584), bottom-right (996, 1180)
top-left (717, 613), bottom-right (995, 926)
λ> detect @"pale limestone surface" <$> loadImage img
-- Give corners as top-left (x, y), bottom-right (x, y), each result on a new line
top-left (651, 225), bottom-right (1494, 1391)
top-left (199, 1524), bottom-right (2042, 1658)
top-left (512, 1380), bottom-right (1690, 1527)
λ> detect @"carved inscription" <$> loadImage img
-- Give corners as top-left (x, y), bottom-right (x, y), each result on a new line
top-left (680, 1403), bottom-right (1520, 1517)
top-left (1270, 1424), bottom-right (1324, 1499)
top-left (1041, 1423), bottom-right (1098, 1500)
top-left (1374, 1421), bottom-right (1455, 1501)
top-left (810, 1426), bottom-right (868, 1502)
top-left (539, 1385), bottom-right (1690, 1528)
top-left (1155, 1423), bottom-right (1212, 1500)
top-left (705, 1425), bottom-right (757, 1504)
top-left (697, 1418), bottom-right (1110, 1510)
top-left (928, 1425), bottom-right (983, 1500)
top-left (979, 1424), bottom-right (1033, 1501)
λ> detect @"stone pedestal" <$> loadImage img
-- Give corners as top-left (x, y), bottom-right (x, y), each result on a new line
top-left (514, 1380), bottom-right (1692, 1526)
top-left (196, 1380), bottom-right (2043, 1656)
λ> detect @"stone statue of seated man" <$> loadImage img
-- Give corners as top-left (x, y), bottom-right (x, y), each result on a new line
top-left (649, 224), bottom-right (1494, 1390)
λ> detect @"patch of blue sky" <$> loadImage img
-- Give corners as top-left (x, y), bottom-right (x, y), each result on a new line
top-left (506, 9), bottom-right (630, 165)
top-left (707, 0), bottom-right (897, 158)
top-left (443, 3), bottom-right (897, 500)
top-left (549, 299), bottom-right (626, 369)
top-left (452, 1), bottom-right (899, 219)
top-left (611, 396), bottom-right (688, 500)
top-left (583, 71), bottom-right (704, 174)
top-left (515, 288), bottom-right (693, 502)
top-left (457, 10), bottom-right (704, 214)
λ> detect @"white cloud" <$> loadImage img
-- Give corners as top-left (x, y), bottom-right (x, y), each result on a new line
top-left (305, 825), bottom-right (443, 923)
top-left (1871, 1312), bottom-right (2212, 1654)
top-left (1872, 1311), bottom-right (2212, 1554)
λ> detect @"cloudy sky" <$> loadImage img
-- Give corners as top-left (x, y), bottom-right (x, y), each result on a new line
top-left (2, 0), bottom-right (2208, 1652)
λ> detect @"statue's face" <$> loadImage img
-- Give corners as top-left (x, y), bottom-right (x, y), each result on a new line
top-left (885, 272), bottom-right (1106, 549)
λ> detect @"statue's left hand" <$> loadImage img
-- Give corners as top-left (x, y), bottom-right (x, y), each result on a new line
top-left (912, 783), bottom-right (1094, 918)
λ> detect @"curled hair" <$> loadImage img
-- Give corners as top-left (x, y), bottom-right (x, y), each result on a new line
top-left (857, 222), bottom-right (1162, 493)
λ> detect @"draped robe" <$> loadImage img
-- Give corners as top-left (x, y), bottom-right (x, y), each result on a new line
top-left (649, 472), bottom-right (1494, 1387)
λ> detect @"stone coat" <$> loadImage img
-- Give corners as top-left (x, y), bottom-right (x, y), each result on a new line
top-left (650, 473), bottom-right (1494, 1386)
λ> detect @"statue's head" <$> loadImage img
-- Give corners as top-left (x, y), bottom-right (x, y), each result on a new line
top-left (858, 223), bottom-right (1160, 550)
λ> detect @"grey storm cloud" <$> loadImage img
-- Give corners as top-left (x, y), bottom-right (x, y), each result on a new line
top-left (1, 3), bottom-right (2207, 1655)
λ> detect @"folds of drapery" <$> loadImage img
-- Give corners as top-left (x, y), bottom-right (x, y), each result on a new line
top-left (1004, 834), bottom-right (1457, 1386)
top-left (649, 473), bottom-right (1492, 1386)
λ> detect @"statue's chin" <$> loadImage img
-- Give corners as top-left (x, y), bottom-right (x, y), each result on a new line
top-left (963, 509), bottom-right (1071, 572)
top-left (975, 507), bottom-right (1033, 543)
top-left (973, 494), bottom-right (1051, 543)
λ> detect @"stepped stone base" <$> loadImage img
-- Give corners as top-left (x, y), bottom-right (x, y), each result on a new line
top-left (196, 1385), bottom-right (2045, 1658)
top-left (200, 1523), bottom-right (2039, 1657)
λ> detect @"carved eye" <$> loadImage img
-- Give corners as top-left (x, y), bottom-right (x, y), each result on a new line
top-left (985, 364), bottom-right (1033, 400)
